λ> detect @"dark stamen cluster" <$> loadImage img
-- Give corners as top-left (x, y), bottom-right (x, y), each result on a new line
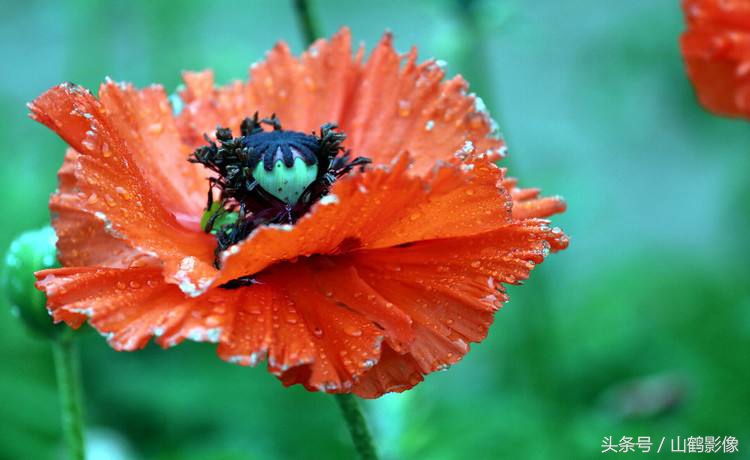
top-left (189, 113), bottom-right (371, 270)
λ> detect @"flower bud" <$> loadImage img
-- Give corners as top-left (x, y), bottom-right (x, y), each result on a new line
top-left (2, 226), bottom-right (61, 337)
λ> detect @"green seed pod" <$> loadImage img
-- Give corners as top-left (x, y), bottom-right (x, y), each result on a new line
top-left (2, 226), bottom-right (62, 338)
top-left (253, 157), bottom-right (318, 204)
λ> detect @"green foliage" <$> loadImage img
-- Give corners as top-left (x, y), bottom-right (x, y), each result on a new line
top-left (1, 0), bottom-right (748, 459)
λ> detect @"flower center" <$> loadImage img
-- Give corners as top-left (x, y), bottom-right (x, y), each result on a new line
top-left (190, 113), bottom-right (371, 270)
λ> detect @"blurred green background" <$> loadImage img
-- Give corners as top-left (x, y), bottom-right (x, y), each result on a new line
top-left (2, 0), bottom-right (749, 459)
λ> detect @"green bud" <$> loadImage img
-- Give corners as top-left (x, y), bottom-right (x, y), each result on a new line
top-left (253, 157), bottom-right (318, 204)
top-left (2, 226), bottom-right (62, 337)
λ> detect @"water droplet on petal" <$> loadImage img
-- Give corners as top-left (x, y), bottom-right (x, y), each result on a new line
top-left (398, 100), bottom-right (411, 117)
top-left (344, 326), bottom-right (363, 337)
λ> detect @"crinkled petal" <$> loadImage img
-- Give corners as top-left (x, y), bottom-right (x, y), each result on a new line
top-left (175, 29), bottom-right (502, 173)
top-left (216, 262), bottom-right (386, 393)
top-left (35, 267), bottom-right (231, 350)
top-left (341, 33), bottom-right (504, 174)
top-left (176, 71), bottom-right (259, 148)
top-left (248, 29), bottom-right (362, 133)
top-left (52, 148), bottom-right (154, 268)
top-left (29, 83), bottom-right (217, 292)
top-left (350, 344), bottom-right (423, 398)
top-left (97, 80), bottom-right (206, 218)
top-left (176, 29), bottom-right (360, 146)
top-left (501, 176), bottom-right (567, 219)
top-left (349, 218), bottom-right (569, 397)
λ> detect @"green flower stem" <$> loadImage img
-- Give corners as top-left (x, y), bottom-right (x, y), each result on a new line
top-left (334, 394), bottom-right (379, 460)
top-left (292, 0), bottom-right (321, 46)
top-left (52, 332), bottom-right (86, 460)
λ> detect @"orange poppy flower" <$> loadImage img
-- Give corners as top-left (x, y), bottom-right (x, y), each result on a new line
top-left (681, 0), bottom-right (750, 117)
top-left (30, 29), bottom-right (567, 397)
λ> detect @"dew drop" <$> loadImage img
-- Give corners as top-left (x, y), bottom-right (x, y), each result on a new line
top-left (398, 100), bottom-right (411, 117)
top-left (115, 186), bottom-right (132, 200)
top-left (81, 139), bottom-right (95, 151)
top-left (344, 326), bottom-right (363, 337)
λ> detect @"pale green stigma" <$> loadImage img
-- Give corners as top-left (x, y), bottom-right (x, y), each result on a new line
top-left (253, 157), bottom-right (318, 204)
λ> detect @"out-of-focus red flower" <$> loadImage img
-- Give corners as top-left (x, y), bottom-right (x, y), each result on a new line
top-left (681, 0), bottom-right (750, 117)
top-left (29, 29), bottom-right (568, 397)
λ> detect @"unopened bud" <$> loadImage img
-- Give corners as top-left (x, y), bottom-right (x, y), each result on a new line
top-left (2, 226), bottom-right (61, 337)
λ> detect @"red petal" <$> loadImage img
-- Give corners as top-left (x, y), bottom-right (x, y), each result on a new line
top-left (97, 80), bottom-right (206, 218)
top-left (348, 218), bottom-right (568, 397)
top-left (501, 176), bottom-right (567, 220)
top-left (177, 70), bottom-right (260, 148)
top-left (35, 267), bottom-right (232, 350)
top-left (351, 344), bottom-right (423, 398)
top-left (174, 29), bottom-right (503, 172)
top-left (52, 148), bottom-right (154, 267)
top-left (29, 83), bottom-right (217, 292)
top-left (249, 29), bottom-right (362, 132)
top-left (681, 0), bottom-right (750, 117)
top-left (341, 33), bottom-right (504, 174)
top-left (175, 29), bottom-right (360, 145)
top-left (310, 262), bottom-right (414, 353)
top-left (217, 262), bottom-right (385, 393)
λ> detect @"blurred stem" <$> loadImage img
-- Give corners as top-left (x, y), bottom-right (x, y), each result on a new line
top-left (52, 332), bottom-right (85, 460)
top-left (334, 394), bottom-right (378, 460)
top-left (452, 0), bottom-right (513, 170)
top-left (453, 0), bottom-right (494, 106)
top-left (292, 0), bottom-right (320, 46)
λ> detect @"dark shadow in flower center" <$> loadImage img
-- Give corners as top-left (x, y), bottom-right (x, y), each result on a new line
top-left (189, 113), bottom-right (371, 282)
